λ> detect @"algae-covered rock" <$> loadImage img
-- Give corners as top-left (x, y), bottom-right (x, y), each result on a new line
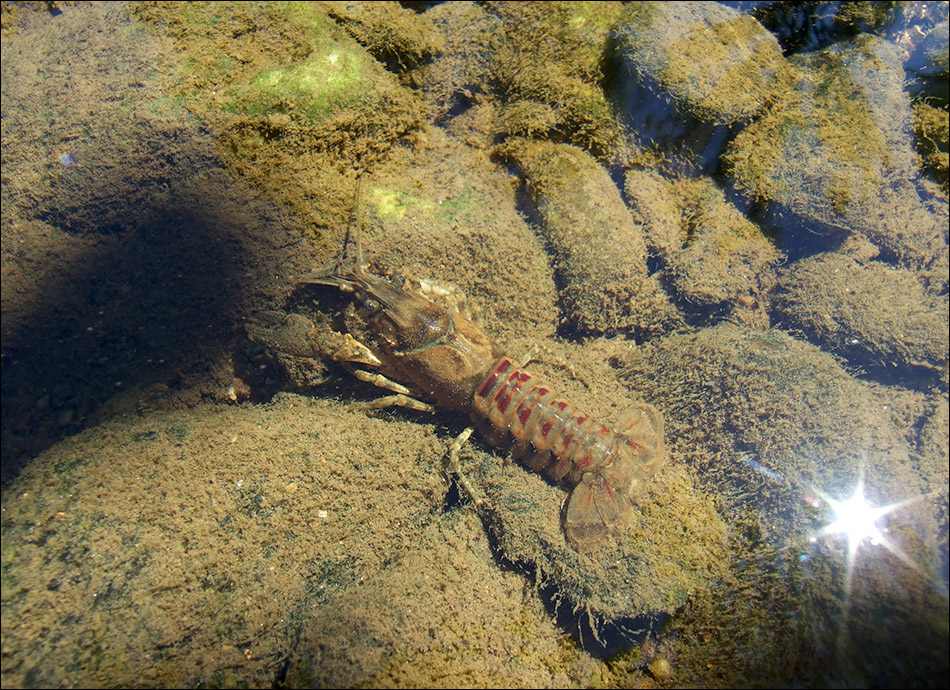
top-left (612, 1), bottom-right (791, 125)
top-left (318, 0), bottom-right (444, 71)
top-left (622, 168), bottom-right (683, 258)
top-left (772, 253), bottom-right (948, 378)
top-left (216, 8), bottom-right (426, 211)
top-left (668, 176), bottom-right (779, 309)
top-left (503, 139), bottom-right (679, 337)
top-left (415, 1), bottom-right (501, 122)
top-left (725, 34), bottom-right (948, 289)
top-left (905, 18), bottom-right (949, 80)
top-left (486, 1), bottom-right (627, 160)
top-left (754, 0), bottom-right (899, 54)
top-left (916, 395), bottom-right (949, 496)
top-left (135, 1), bottom-right (427, 234)
top-left (913, 102), bottom-right (949, 195)
top-left (284, 510), bottom-right (576, 688)
top-left (470, 443), bottom-right (728, 624)
top-left (0, 397), bottom-right (445, 688)
top-left (619, 324), bottom-right (940, 555)
top-left (343, 130), bottom-right (560, 345)
top-left (3, 2), bottom-right (219, 235)
top-left (623, 171), bottom-right (778, 323)
top-left (0, 395), bottom-right (589, 689)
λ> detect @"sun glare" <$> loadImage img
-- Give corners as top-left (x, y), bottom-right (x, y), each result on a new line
top-left (811, 474), bottom-right (920, 583)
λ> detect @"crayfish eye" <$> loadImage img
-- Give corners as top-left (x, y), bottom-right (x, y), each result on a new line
top-left (362, 298), bottom-right (380, 314)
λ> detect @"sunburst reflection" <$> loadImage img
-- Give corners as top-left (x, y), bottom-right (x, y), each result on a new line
top-left (810, 471), bottom-right (922, 589)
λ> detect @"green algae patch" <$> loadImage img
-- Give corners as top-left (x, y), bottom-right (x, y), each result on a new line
top-left (223, 47), bottom-right (371, 123)
top-left (365, 184), bottom-right (479, 225)
top-left (367, 186), bottom-right (436, 224)
top-left (134, 1), bottom-right (427, 236)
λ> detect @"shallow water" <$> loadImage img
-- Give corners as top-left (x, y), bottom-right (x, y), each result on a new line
top-left (2, 2), bottom-right (947, 687)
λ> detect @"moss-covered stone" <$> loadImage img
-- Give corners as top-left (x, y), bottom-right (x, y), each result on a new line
top-left (619, 324), bottom-right (937, 548)
top-left (613, 1), bottom-right (791, 125)
top-left (413, 1), bottom-right (501, 122)
top-left (622, 168), bottom-right (683, 258)
top-left (503, 139), bottom-right (679, 336)
top-left (486, 1), bottom-right (627, 160)
top-left (319, 0), bottom-right (444, 72)
top-left (725, 34), bottom-right (948, 289)
top-left (906, 18), bottom-right (949, 82)
top-left (666, 176), bottom-right (779, 310)
top-left (913, 102), bottom-right (949, 195)
top-left (772, 253), bottom-right (948, 378)
top-left (135, 1), bottom-right (427, 235)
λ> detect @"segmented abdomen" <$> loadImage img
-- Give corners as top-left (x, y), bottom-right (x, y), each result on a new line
top-left (471, 357), bottom-right (625, 487)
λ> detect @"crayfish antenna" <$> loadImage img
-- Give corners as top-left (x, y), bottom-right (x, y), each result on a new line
top-left (353, 175), bottom-right (365, 271)
top-left (328, 175), bottom-right (365, 277)
top-left (298, 176), bottom-right (365, 285)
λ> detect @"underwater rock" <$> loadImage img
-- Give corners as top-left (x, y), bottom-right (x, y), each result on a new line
top-left (725, 34), bottom-right (949, 291)
top-left (5, 2), bottom-right (220, 234)
top-left (902, 16), bottom-right (949, 89)
top-left (0, 397), bottom-right (450, 688)
top-left (137, 1), bottom-right (427, 232)
top-left (622, 168), bottom-right (683, 259)
top-left (347, 129), bottom-right (561, 346)
top-left (907, 18), bottom-right (949, 77)
top-left (610, 0), bottom-right (790, 172)
top-left (284, 511), bottom-right (576, 688)
top-left (468, 424), bottom-right (729, 624)
top-left (772, 253), bottom-right (948, 380)
top-left (415, 1), bottom-right (501, 122)
top-left (504, 139), bottom-right (679, 337)
top-left (319, 0), bottom-right (444, 71)
top-left (486, 1), bottom-right (626, 160)
top-left (754, 0), bottom-right (898, 54)
top-left (612, 1), bottom-right (790, 126)
top-left (916, 395), bottom-right (949, 494)
top-left (664, 178), bottom-right (777, 314)
top-left (218, 18), bottom-right (425, 146)
top-left (420, 1), bottom-right (626, 160)
top-left (913, 102), bottom-right (949, 194)
top-left (638, 174), bottom-right (779, 312)
top-left (618, 324), bottom-right (939, 556)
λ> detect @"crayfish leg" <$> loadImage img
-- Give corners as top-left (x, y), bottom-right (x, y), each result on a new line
top-left (564, 475), bottom-right (633, 551)
top-left (353, 369), bottom-right (414, 396)
top-left (351, 393), bottom-right (434, 413)
top-left (442, 427), bottom-right (487, 508)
